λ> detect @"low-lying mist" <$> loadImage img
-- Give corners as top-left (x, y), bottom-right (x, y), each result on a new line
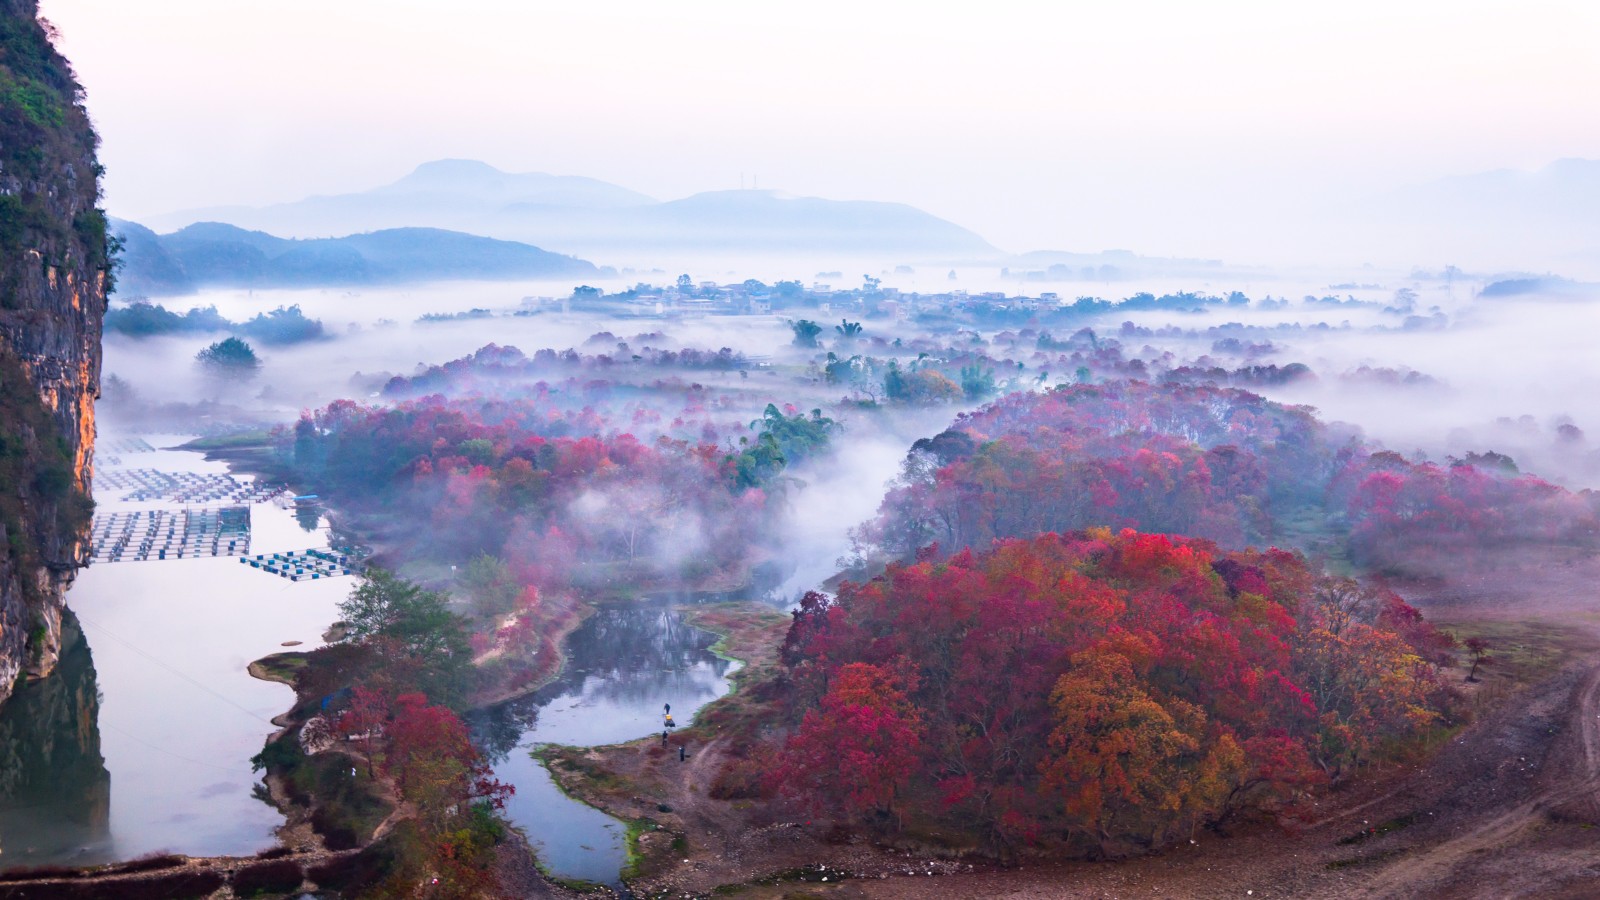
top-left (98, 266), bottom-right (1600, 610)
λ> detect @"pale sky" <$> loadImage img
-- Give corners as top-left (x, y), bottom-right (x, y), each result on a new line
top-left (39, 0), bottom-right (1600, 265)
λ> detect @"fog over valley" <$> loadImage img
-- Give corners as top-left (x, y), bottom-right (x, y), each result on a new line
top-left (3, 2), bottom-right (1600, 897)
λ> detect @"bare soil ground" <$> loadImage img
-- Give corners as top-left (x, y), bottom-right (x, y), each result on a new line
top-left (551, 549), bottom-right (1600, 899)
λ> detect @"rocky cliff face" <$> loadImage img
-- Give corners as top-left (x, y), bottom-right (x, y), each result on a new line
top-left (0, 0), bottom-right (108, 708)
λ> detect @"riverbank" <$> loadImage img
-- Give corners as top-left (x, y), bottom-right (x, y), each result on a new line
top-left (469, 594), bottom-right (594, 710)
top-left (242, 641), bottom-right (595, 898)
top-left (533, 600), bottom-right (974, 895)
top-left (536, 600), bottom-right (875, 894)
top-left (440, 595), bottom-right (1600, 899)
top-left (208, 449), bottom-right (778, 892)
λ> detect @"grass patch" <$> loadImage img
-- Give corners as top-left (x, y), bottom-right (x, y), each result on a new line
top-left (1269, 503), bottom-right (1354, 574)
top-left (249, 651), bottom-right (308, 685)
top-left (618, 815), bottom-right (690, 883)
top-left (1436, 619), bottom-right (1575, 685)
top-left (621, 817), bottom-right (656, 881)
top-left (679, 601), bottom-right (792, 743)
top-left (178, 430), bottom-right (275, 452)
top-left (538, 744), bottom-right (631, 802)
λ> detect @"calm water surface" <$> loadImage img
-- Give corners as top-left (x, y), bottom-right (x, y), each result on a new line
top-left (471, 601), bottom-right (739, 885)
top-left (0, 435), bottom-right (347, 868)
top-left (0, 434), bottom-right (745, 886)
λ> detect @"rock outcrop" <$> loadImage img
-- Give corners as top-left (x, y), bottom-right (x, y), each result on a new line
top-left (0, 0), bottom-right (108, 707)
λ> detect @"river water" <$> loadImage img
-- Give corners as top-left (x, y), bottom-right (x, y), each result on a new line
top-left (0, 435), bottom-right (348, 869)
top-left (0, 434), bottom-right (746, 886)
top-left (470, 600), bottom-right (739, 885)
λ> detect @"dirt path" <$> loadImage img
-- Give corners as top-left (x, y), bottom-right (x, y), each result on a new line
top-left (652, 734), bottom-right (746, 849)
top-left (1352, 657), bottom-right (1600, 898)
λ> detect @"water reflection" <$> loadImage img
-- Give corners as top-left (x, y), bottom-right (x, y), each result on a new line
top-left (469, 598), bottom-right (738, 884)
top-left (0, 435), bottom-right (350, 871)
top-left (0, 612), bottom-right (112, 865)
top-left (477, 600), bottom-right (735, 754)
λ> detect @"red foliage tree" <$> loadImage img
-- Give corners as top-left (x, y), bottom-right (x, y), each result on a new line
top-left (769, 529), bottom-right (1447, 854)
top-left (773, 662), bottom-right (923, 822)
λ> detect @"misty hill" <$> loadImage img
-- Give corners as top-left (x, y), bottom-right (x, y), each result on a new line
top-left (372, 158), bottom-right (657, 208)
top-left (1478, 275), bottom-right (1598, 300)
top-left (143, 160), bottom-right (998, 260)
top-left (1005, 248), bottom-right (1272, 282)
top-left (488, 189), bottom-right (998, 256)
top-left (1367, 158), bottom-right (1600, 271)
top-left (1402, 158), bottom-right (1600, 224)
top-left (111, 219), bottom-right (600, 295)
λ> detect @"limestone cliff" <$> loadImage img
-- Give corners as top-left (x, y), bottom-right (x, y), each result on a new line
top-left (0, 0), bottom-right (108, 707)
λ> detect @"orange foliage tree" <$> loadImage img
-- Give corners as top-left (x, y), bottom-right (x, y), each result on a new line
top-left (770, 529), bottom-right (1455, 856)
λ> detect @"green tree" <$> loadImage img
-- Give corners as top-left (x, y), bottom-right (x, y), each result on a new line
top-left (729, 432), bottom-right (786, 490)
top-left (959, 364), bottom-right (996, 400)
top-left (750, 403), bottom-right (836, 468)
top-left (790, 319), bottom-right (823, 348)
top-left (195, 336), bottom-right (260, 380)
top-left (460, 553), bottom-right (519, 620)
top-left (239, 304), bottom-right (325, 345)
top-left (883, 359), bottom-right (907, 401)
top-left (338, 569), bottom-right (472, 705)
top-left (823, 351), bottom-right (858, 386)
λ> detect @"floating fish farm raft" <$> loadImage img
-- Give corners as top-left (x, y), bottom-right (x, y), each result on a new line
top-left (97, 436), bottom-right (156, 467)
top-left (103, 436), bottom-right (156, 454)
top-left (90, 507), bottom-right (252, 563)
top-left (241, 549), bottom-right (358, 582)
top-left (97, 468), bottom-right (285, 504)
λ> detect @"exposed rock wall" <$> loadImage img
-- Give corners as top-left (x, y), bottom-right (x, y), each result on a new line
top-left (0, 0), bottom-right (108, 707)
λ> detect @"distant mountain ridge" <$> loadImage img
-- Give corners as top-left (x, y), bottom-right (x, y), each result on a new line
top-left (1357, 157), bottom-right (1600, 273)
top-left (1396, 158), bottom-right (1600, 224)
top-left (112, 219), bottom-right (600, 296)
top-left (143, 160), bottom-right (998, 260)
top-left (371, 159), bottom-right (657, 208)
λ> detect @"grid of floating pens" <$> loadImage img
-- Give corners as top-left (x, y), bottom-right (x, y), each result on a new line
top-left (96, 468), bottom-right (286, 505)
top-left (97, 436), bottom-right (155, 468)
top-left (240, 549), bottom-right (357, 582)
top-left (102, 437), bottom-right (157, 454)
top-left (90, 507), bottom-right (252, 563)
